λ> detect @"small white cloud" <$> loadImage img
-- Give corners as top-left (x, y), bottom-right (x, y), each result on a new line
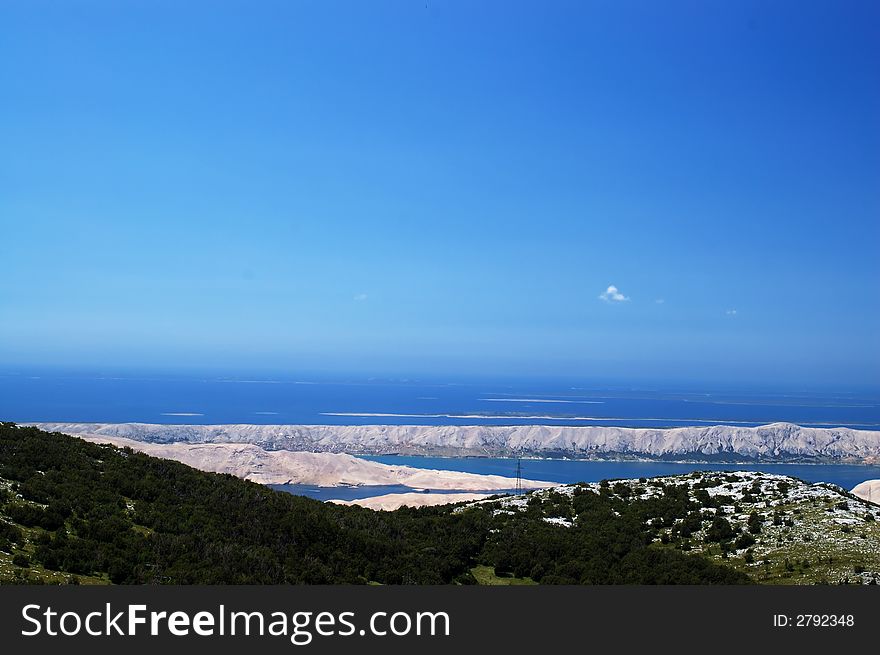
top-left (655, 298), bottom-right (665, 304)
top-left (726, 309), bottom-right (737, 316)
top-left (353, 293), bottom-right (368, 302)
top-left (599, 285), bottom-right (629, 302)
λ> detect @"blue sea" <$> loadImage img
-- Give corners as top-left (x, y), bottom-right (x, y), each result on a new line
top-left (4, 368), bottom-right (879, 498)
top-left (273, 459), bottom-right (880, 502)
top-left (3, 368), bottom-right (879, 429)
top-left (362, 457), bottom-right (880, 495)
top-left (272, 458), bottom-right (880, 502)
top-left (269, 483), bottom-right (522, 502)
top-left (270, 455), bottom-right (880, 501)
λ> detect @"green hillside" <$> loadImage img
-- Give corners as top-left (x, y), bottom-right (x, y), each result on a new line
top-left (1, 422), bottom-right (751, 584)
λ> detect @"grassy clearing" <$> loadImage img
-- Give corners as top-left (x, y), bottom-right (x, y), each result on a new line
top-left (700, 501), bottom-right (880, 585)
top-left (471, 564), bottom-right (537, 585)
top-left (0, 548), bottom-right (109, 585)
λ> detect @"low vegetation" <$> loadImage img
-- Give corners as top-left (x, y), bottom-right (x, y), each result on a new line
top-left (469, 472), bottom-right (880, 585)
top-left (10, 424), bottom-right (875, 585)
top-left (1, 423), bottom-right (752, 584)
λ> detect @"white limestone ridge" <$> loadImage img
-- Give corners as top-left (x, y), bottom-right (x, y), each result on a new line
top-left (31, 421), bottom-right (880, 463)
top-left (69, 433), bottom-right (553, 490)
top-left (330, 492), bottom-right (492, 511)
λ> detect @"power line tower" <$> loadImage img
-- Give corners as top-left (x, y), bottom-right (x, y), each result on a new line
top-left (515, 457), bottom-right (522, 495)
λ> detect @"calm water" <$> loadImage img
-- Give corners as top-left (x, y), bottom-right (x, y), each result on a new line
top-left (270, 483), bottom-right (519, 501)
top-left (269, 457), bottom-right (880, 502)
top-left (362, 456), bottom-right (880, 492)
top-left (2, 369), bottom-right (879, 429)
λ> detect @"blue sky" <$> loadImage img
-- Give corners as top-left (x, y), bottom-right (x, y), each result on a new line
top-left (1, 1), bottom-right (878, 387)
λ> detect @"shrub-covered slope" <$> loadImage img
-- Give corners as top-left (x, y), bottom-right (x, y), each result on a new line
top-left (1, 423), bottom-right (750, 585)
top-left (469, 472), bottom-right (880, 584)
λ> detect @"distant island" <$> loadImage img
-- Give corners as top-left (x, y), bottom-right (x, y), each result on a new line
top-left (32, 421), bottom-right (880, 464)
